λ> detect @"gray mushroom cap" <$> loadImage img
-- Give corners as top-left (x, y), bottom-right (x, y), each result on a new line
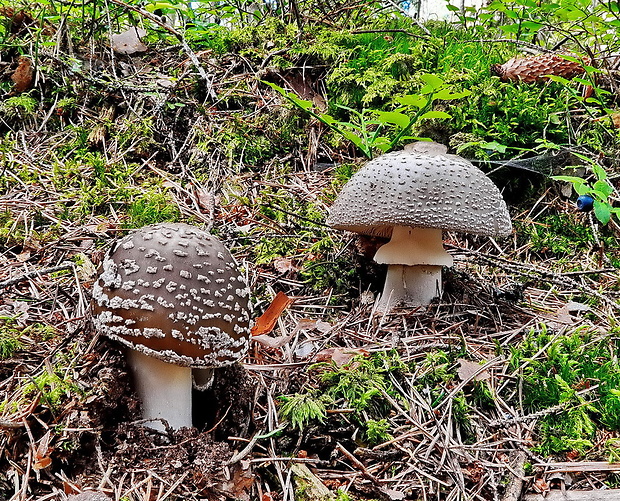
top-left (92, 223), bottom-right (251, 368)
top-left (326, 149), bottom-right (512, 238)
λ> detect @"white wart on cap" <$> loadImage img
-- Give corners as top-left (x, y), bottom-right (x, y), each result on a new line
top-left (327, 143), bottom-right (512, 309)
top-left (92, 223), bottom-right (251, 430)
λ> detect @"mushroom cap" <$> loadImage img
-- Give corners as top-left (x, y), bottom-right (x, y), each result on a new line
top-left (326, 149), bottom-right (512, 238)
top-left (92, 223), bottom-right (251, 368)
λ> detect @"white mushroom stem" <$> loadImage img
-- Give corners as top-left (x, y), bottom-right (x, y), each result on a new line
top-left (127, 349), bottom-right (193, 431)
top-left (373, 226), bottom-right (453, 309)
top-left (380, 265), bottom-right (442, 309)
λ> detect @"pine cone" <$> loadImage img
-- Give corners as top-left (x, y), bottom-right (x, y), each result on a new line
top-left (491, 54), bottom-right (585, 83)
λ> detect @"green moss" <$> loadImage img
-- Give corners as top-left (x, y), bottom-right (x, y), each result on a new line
top-left (509, 327), bottom-right (620, 457)
top-left (0, 317), bottom-right (24, 359)
top-left (0, 95), bottom-right (38, 120)
top-left (23, 367), bottom-right (82, 410)
top-left (518, 213), bottom-right (618, 258)
top-left (125, 190), bottom-right (181, 228)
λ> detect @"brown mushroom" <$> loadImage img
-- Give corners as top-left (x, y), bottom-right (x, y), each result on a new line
top-left (92, 223), bottom-right (251, 430)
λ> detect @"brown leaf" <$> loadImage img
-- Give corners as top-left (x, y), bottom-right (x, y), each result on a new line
top-left (315, 347), bottom-right (369, 367)
top-left (251, 292), bottom-right (294, 336)
top-left (11, 56), bottom-right (34, 93)
top-left (252, 333), bottom-right (293, 349)
top-left (273, 257), bottom-right (299, 274)
top-left (193, 186), bottom-right (216, 212)
top-left (292, 318), bottom-right (332, 334)
top-left (33, 430), bottom-right (53, 470)
top-left (456, 359), bottom-right (490, 382)
top-left (533, 477), bottom-right (550, 494)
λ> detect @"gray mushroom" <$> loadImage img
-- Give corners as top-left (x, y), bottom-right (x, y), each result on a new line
top-left (92, 223), bottom-right (251, 430)
top-left (327, 142), bottom-right (512, 310)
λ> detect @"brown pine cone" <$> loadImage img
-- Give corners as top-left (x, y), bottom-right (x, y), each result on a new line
top-left (491, 54), bottom-right (585, 83)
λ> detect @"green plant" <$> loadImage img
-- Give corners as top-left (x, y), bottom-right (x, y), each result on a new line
top-left (0, 95), bottom-right (38, 120)
top-left (23, 367), bottom-right (82, 410)
top-left (365, 418), bottom-right (393, 445)
top-left (508, 327), bottom-right (620, 456)
top-left (279, 392), bottom-right (330, 430)
top-left (0, 317), bottom-right (24, 359)
top-left (125, 190), bottom-right (181, 228)
top-left (264, 75), bottom-right (470, 158)
top-left (315, 351), bottom-right (406, 417)
top-left (553, 155), bottom-right (618, 224)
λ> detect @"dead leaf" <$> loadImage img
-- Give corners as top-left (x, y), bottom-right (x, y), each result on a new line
top-left (315, 320), bottom-right (332, 333)
top-left (33, 430), bottom-right (53, 470)
top-left (291, 318), bottom-right (332, 334)
top-left (193, 186), bottom-right (216, 212)
top-left (252, 333), bottom-right (293, 349)
top-left (251, 292), bottom-right (294, 336)
top-left (75, 252), bottom-right (98, 281)
top-left (533, 477), bottom-right (550, 494)
top-left (294, 341), bottom-right (316, 359)
top-left (11, 56), bottom-right (34, 93)
top-left (456, 359), bottom-right (490, 382)
top-left (218, 460), bottom-right (253, 501)
top-left (110, 27), bottom-right (148, 55)
top-left (273, 257), bottom-right (299, 274)
top-left (315, 347), bottom-right (369, 367)
top-left (380, 487), bottom-right (406, 500)
top-left (16, 251), bottom-right (30, 262)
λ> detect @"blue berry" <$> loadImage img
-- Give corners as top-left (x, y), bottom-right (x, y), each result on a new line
top-left (576, 195), bottom-right (594, 212)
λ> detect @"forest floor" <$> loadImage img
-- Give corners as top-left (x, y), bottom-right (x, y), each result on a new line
top-left (3, 4), bottom-right (620, 501)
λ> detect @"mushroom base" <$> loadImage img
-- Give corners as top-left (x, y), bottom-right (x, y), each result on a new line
top-left (127, 349), bottom-right (193, 431)
top-left (378, 264), bottom-right (442, 310)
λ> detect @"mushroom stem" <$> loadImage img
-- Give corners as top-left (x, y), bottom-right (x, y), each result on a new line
top-left (379, 264), bottom-right (442, 310)
top-left (127, 349), bottom-right (193, 431)
top-left (374, 226), bottom-right (452, 266)
top-left (373, 226), bottom-right (453, 309)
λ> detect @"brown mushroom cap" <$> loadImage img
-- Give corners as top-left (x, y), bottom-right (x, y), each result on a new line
top-left (326, 149), bottom-right (512, 238)
top-left (92, 223), bottom-right (251, 368)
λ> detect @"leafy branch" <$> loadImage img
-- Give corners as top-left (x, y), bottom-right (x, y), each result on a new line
top-left (264, 74), bottom-right (470, 158)
top-left (552, 152), bottom-right (619, 225)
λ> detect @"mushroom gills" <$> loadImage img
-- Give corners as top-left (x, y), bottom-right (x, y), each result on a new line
top-left (127, 349), bottom-right (193, 431)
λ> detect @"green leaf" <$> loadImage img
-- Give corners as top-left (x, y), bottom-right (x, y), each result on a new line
top-left (340, 130), bottom-right (363, 147)
top-left (418, 110), bottom-right (451, 120)
top-left (582, 65), bottom-right (602, 74)
top-left (419, 74), bottom-right (444, 91)
top-left (573, 77), bottom-right (592, 86)
top-left (262, 81), bottom-right (314, 111)
top-left (551, 175), bottom-right (587, 184)
top-left (319, 114), bottom-right (338, 125)
top-left (594, 201), bottom-right (612, 225)
top-left (481, 141), bottom-right (508, 153)
top-left (594, 180), bottom-right (614, 198)
top-left (433, 88), bottom-right (472, 100)
top-left (376, 111), bottom-right (411, 128)
top-left (147, 1), bottom-right (188, 11)
top-left (395, 94), bottom-right (428, 109)
top-left (575, 184), bottom-right (590, 196)
top-left (499, 23), bottom-right (520, 33)
top-left (521, 21), bottom-right (543, 31)
top-left (592, 163), bottom-right (607, 180)
top-left (373, 137), bottom-right (392, 152)
top-left (546, 75), bottom-right (571, 85)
